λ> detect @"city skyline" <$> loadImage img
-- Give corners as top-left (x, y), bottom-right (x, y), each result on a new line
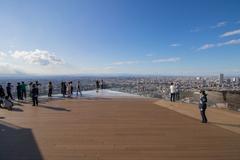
top-left (0, 0), bottom-right (240, 76)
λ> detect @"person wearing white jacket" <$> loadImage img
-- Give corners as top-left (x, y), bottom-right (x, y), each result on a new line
top-left (76, 81), bottom-right (82, 96)
top-left (170, 82), bottom-right (176, 102)
top-left (67, 82), bottom-right (71, 97)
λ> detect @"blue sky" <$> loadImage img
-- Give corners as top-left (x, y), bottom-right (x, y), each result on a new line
top-left (0, 0), bottom-right (240, 75)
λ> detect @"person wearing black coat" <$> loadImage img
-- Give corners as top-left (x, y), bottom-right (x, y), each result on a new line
top-left (96, 80), bottom-right (100, 92)
top-left (6, 83), bottom-right (14, 100)
top-left (0, 85), bottom-right (5, 107)
top-left (31, 84), bottom-right (39, 106)
top-left (48, 81), bottom-right (53, 97)
top-left (61, 82), bottom-right (67, 97)
top-left (0, 85), bottom-right (5, 98)
top-left (199, 90), bottom-right (208, 123)
top-left (16, 82), bottom-right (22, 100)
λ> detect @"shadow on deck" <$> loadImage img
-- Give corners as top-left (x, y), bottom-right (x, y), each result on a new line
top-left (0, 120), bottom-right (43, 160)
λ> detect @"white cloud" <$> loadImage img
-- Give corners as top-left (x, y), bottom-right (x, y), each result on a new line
top-left (217, 39), bottom-right (240, 46)
top-left (197, 44), bottom-right (215, 50)
top-left (112, 57), bottom-right (181, 66)
top-left (11, 49), bottom-right (64, 65)
top-left (198, 39), bottom-right (240, 50)
top-left (211, 21), bottom-right (227, 28)
top-left (169, 43), bottom-right (181, 47)
top-left (0, 51), bottom-right (7, 59)
top-left (220, 29), bottom-right (240, 37)
top-left (0, 63), bottom-right (25, 75)
top-left (152, 57), bottom-right (180, 63)
top-left (112, 60), bottom-right (141, 65)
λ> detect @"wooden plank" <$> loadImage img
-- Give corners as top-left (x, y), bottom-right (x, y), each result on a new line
top-left (0, 98), bottom-right (240, 160)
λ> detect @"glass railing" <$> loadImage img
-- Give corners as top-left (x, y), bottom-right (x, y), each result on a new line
top-left (1, 79), bottom-right (240, 111)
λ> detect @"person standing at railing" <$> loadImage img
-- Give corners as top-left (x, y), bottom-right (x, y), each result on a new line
top-left (101, 80), bottom-right (104, 90)
top-left (70, 81), bottom-right (73, 96)
top-left (21, 81), bottom-right (27, 100)
top-left (29, 82), bottom-right (33, 98)
top-left (48, 81), bottom-right (53, 97)
top-left (16, 82), bottom-right (22, 100)
top-left (6, 83), bottom-right (14, 100)
top-left (31, 84), bottom-right (39, 106)
top-left (170, 82), bottom-right (175, 102)
top-left (61, 82), bottom-right (66, 97)
top-left (175, 83), bottom-right (180, 101)
top-left (0, 85), bottom-right (5, 98)
top-left (67, 82), bottom-right (71, 97)
top-left (76, 81), bottom-right (82, 96)
top-left (0, 85), bottom-right (5, 107)
top-left (96, 80), bottom-right (100, 93)
top-left (199, 90), bottom-right (208, 123)
top-left (35, 81), bottom-right (41, 88)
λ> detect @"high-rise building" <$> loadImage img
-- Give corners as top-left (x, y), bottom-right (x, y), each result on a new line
top-left (219, 73), bottom-right (224, 85)
top-left (232, 77), bottom-right (236, 82)
top-left (227, 78), bottom-right (231, 85)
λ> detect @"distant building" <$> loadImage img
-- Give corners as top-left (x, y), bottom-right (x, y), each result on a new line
top-left (227, 78), bottom-right (231, 85)
top-left (219, 73), bottom-right (224, 85)
top-left (232, 77), bottom-right (238, 83)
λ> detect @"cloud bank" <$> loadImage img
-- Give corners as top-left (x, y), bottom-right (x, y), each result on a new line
top-left (11, 49), bottom-right (64, 65)
top-left (112, 60), bottom-right (141, 65)
top-left (198, 39), bottom-right (240, 50)
top-left (211, 21), bottom-right (227, 28)
top-left (198, 44), bottom-right (215, 50)
top-left (0, 63), bottom-right (25, 75)
top-left (152, 57), bottom-right (180, 63)
top-left (220, 28), bottom-right (240, 37)
top-left (0, 51), bottom-right (7, 59)
top-left (217, 39), bottom-right (240, 46)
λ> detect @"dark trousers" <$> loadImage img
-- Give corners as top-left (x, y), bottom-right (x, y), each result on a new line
top-left (170, 93), bottom-right (175, 102)
top-left (32, 96), bottom-right (38, 106)
top-left (48, 89), bottom-right (52, 97)
top-left (7, 92), bottom-right (13, 100)
top-left (17, 91), bottom-right (22, 100)
top-left (200, 108), bottom-right (208, 123)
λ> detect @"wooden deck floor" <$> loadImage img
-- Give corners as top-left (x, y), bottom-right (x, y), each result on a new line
top-left (0, 97), bottom-right (240, 160)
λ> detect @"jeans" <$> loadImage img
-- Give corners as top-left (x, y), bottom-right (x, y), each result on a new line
top-left (17, 91), bottom-right (22, 100)
top-left (200, 108), bottom-right (207, 123)
top-left (48, 89), bottom-right (52, 97)
top-left (32, 96), bottom-right (38, 106)
top-left (170, 93), bottom-right (175, 102)
top-left (7, 92), bottom-right (13, 100)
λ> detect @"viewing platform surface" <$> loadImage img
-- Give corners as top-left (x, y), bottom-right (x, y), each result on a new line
top-left (0, 90), bottom-right (240, 160)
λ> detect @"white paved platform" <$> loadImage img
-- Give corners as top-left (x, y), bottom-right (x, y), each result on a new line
top-left (39, 89), bottom-right (142, 99)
